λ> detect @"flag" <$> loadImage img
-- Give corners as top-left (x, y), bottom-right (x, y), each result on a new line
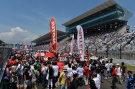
top-left (77, 25), bottom-right (85, 61)
top-left (70, 34), bottom-right (74, 55)
top-left (50, 17), bottom-right (57, 54)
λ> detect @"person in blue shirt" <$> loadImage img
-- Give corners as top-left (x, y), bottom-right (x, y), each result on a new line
top-left (126, 70), bottom-right (134, 89)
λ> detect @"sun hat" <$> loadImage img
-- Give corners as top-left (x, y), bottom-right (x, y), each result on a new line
top-left (117, 63), bottom-right (120, 65)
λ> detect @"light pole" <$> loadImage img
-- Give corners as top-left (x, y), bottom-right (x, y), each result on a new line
top-left (85, 39), bottom-right (89, 53)
top-left (119, 44), bottom-right (122, 59)
top-left (106, 44), bottom-right (109, 58)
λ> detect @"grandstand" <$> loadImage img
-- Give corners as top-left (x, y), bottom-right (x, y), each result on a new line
top-left (62, 0), bottom-right (132, 53)
top-left (32, 30), bottom-right (70, 52)
top-left (32, 0), bottom-right (134, 59)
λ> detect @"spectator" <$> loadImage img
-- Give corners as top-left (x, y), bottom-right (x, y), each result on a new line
top-left (116, 63), bottom-right (122, 84)
top-left (59, 67), bottom-right (68, 89)
top-left (76, 63), bottom-right (84, 86)
top-left (83, 64), bottom-right (89, 85)
top-left (70, 74), bottom-right (79, 89)
top-left (111, 65), bottom-right (117, 89)
top-left (126, 71), bottom-right (134, 89)
top-left (52, 62), bottom-right (59, 88)
top-left (121, 62), bottom-right (127, 82)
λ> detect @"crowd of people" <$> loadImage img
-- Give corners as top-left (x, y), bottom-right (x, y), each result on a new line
top-left (1, 50), bottom-right (135, 89)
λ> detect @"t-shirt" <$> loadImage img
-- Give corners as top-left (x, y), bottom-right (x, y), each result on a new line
top-left (67, 68), bottom-right (73, 77)
top-left (105, 63), bottom-right (110, 71)
top-left (52, 65), bottom-right (59, 77)
top-left (59, 72), bottom-right (66, 85)
top-left (93, 77), bottom-right (100, 89)
top-left (112, 68), bottom-right (117, 76)
top-left (84, 66), bottom-right (89, 76)
top-left (42, 66), bottom-right (47, 75)
top-left (116, 67), bottom-right (122, 75)
top-left (121, 65), bottom-right (126, 73)
top-left (24, 70), bottom-right (31, 80)
top-left (76, 67), bottom-right (84, 78)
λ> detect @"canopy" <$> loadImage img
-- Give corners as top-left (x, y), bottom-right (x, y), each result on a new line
top-left (45, 52), bottom-right (55, 58)
top-left (35, 52), bottom-right (44, 57)
top-left (90, 56), bottom-right (98, 60)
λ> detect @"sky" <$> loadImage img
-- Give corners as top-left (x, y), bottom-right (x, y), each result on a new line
top-left (0, 0), bottom-right (135, 44)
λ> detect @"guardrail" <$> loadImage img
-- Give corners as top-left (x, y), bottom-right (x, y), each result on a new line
top-left (0, 48), bottom-right (11, 87)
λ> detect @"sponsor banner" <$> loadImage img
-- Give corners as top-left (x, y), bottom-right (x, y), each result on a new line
top-left (70, 34), bottom-right (74, 55)
top-left (77, 25), bottom-right (84, 61)
top-left (50, 18), bottom-right (57, 54)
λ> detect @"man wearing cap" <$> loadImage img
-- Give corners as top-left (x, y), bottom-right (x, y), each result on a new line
top-left (116, 63), bottom-right (122, 84)
top-left (59, 67), bottom-right (67, 89)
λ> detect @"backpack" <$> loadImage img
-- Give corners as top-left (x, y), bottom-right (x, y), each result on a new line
top-left (34, 63), bottom-right (41, 71)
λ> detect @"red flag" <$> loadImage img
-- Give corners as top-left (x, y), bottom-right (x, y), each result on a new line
top-left (50, 18), bottom-right (57, 54)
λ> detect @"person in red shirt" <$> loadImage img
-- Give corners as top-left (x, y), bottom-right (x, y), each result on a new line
top-left (111, 65), bottom-right (117, 89)
top-left (84, 64), bottom-right (89, 85)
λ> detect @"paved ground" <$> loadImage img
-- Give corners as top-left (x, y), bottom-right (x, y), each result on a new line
top-left (38, 77), bottom-right (127, 89)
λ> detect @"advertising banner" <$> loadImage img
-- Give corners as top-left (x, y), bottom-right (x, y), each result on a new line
top-left (50, 17), bottom-right (57, 54)
top-left (77, 25), bottom-right (84, 61)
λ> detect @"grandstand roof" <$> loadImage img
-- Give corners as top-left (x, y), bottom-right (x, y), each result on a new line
top-left (32, 30), bottom-right (66, 43)
top-left (0, 40), bottom-right (4, 44)
top-left (62, 0), bottom-right (116, 26)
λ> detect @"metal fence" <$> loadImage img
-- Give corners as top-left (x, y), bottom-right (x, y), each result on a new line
top-left (0, 47), bottom-right (11, 85)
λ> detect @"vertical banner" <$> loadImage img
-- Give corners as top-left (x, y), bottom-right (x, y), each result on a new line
top-left (70, 34), bottom-right (74, 55)
top-left (77, 25), bottom-right (84, 61)
top-left (50, 17), bottom-right (57, 54)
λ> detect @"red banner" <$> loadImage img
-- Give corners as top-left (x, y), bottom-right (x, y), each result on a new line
top-left (50, 18), bottom-right (57, 54)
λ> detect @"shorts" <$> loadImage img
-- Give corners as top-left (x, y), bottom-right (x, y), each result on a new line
top-left (17, 84), bottom-right (23, 87)
top-left (24, 80), bottom-right (31, 88)
top-left (17, 80), bottom-right (23, 87)
top-left (106, 71), bottom-right (110, 75)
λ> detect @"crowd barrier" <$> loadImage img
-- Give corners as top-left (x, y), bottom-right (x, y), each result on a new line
top-left (97, 51), bottom-right (135, 60)
top-left (0, 48), bottom-right (11, 87)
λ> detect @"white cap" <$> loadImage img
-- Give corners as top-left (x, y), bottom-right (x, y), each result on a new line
top-left (116, 63), bottom-right (120, 65)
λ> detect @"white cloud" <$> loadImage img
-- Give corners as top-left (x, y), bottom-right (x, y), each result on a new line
top-left (0, 27), bottom-right (38, 44)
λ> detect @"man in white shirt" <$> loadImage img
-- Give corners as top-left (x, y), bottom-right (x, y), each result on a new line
top-left (105, 61), bottom-right (110, 79)
top-left (67, 64), bottom-right (73, 82)
top-left (93, 73), bottom-right (100, 89)
top-left (116, 63), bottom-right (122, 84)
top-left (52, 62), bottom-right (59, 88)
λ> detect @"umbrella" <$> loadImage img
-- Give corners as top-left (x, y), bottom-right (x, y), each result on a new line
top-left (45, 52), bottom-right (55, 58)
top-left (90, 56), bottom-right (98, 60)
top-left (35, 52), bottom-right (44, 57)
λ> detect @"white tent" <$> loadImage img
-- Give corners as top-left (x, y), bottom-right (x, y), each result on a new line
top-left (90, 56), bottom-right (98, 60)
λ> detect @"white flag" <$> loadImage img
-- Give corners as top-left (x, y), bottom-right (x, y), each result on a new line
top-left (70, 34), bottom-right (74, 55)
top-left (77, 25), bottom-right (84, 61)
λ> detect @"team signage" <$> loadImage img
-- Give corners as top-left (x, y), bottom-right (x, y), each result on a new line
top-left (77, 25), bottom-right (84, 61)
top-left (50, 18), bottom-right (57, 54)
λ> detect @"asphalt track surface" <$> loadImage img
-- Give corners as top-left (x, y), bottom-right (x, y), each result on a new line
top-left (38, 77), bottom-right (127, 89)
